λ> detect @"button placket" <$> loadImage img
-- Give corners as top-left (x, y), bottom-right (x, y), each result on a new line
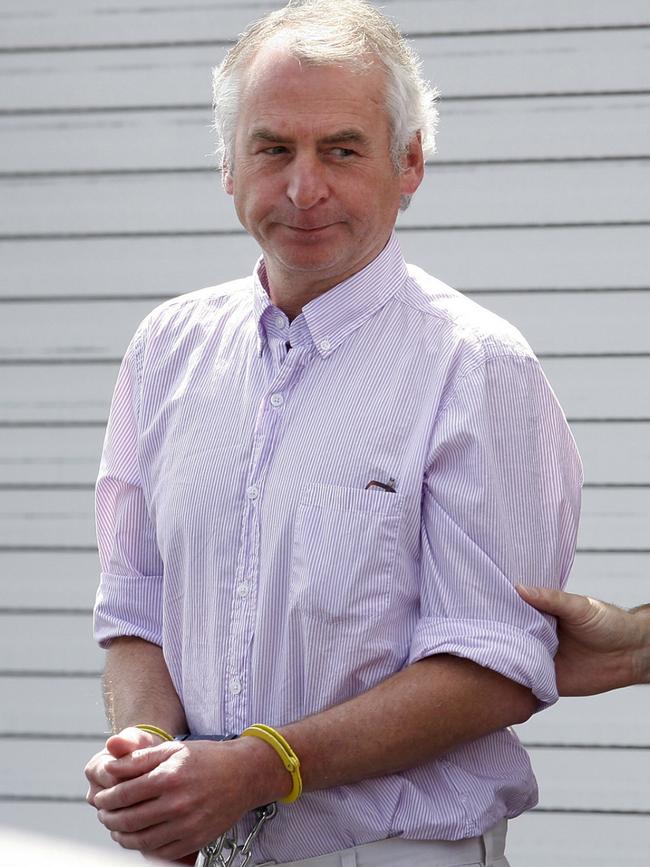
top-left (225, 344), bottom-right (309, 733)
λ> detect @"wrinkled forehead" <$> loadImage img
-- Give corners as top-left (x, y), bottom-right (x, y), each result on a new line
top-left (234, 48), bottom-right (391, 148)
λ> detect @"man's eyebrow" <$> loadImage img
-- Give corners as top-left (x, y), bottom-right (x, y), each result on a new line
top-left (319, 129), bottom-right (371, 147)
top-left (248, 128), bottom-right (371, 146)
top-left (249, 128), bottom-right (288, 143)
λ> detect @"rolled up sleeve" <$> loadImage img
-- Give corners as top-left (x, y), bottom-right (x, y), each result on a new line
top-left (94, 324), bottom-right (164, 648)
top-left (410, 354), bottom-right (583, 708)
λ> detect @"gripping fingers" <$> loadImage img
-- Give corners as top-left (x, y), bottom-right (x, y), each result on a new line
top-left (98, 797), bottom-right (179, 835)
top-left (109, 822), bottom-right (179, 853)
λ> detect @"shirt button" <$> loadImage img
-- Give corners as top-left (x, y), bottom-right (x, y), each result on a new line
top-left (319, 338), bottom-right (332, 352)
top-left (246, 485), bottom-right (259, 500)
top-left (275, 315), bottom-right (286, 329)
top-left (270, 393), bottom-right (284, 407)
top-left (236, 582), bottom-right (250, 597)
top-left (229, 677), bottom-right (242, 695)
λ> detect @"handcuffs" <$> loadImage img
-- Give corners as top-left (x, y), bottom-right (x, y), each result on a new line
top-left (195, 802), bottom-right (277, 867)
top-left (176, 734), bottom-right (278, 867)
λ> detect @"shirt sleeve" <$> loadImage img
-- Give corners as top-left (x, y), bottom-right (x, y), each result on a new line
top-left (93, 323), bottom-right (164, 648)
top-left (409, 354), bottom-right (583, 708)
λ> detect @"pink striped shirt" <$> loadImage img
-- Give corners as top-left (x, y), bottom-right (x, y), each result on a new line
top-left (94, 233), bottom-right (582, 862)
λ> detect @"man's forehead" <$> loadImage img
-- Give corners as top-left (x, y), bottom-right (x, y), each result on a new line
top-left (240, 39), bottom-right (383, 100)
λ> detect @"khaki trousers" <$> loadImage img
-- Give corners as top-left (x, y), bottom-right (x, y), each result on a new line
top-left (263, 819), bottom-right (510, 866)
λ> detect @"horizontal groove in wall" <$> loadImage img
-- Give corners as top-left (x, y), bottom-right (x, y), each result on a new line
top-left (0, 670), bottom-right (102, 678)
top-left (2, 287), bottom-right (649, 304)
top-left (2, 22), bottom-right (650, 55)
top-left (5, 418), bottom-right (649, 429)
top-left (1, 482), bottom-right (646, 493)
top-left (1, 546), bottom-right (648, 557)
top-left (3, 221), bottom-right (649, 242)
top-left (532, 808), bottom-right (650, 816)
top-left (0, 608), bottom-right (93, 616)
top-left (0, 733), bottom-right (646, 751)
top-left (0, 795), bottom-right (644, 815)
top-left (0, 421), bottom-right (108, 429)
top-left (2, 91), bottom-right (650, 118)
top-left (2, 352), bottom-right (648, 366)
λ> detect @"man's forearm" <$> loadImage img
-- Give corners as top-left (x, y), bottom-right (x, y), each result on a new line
top-left (270, 653), bottom-right (536, 797)
top-left (103, 636), bottom-right (187, 734)
top-left (90, 651), bottom-right (537, 859)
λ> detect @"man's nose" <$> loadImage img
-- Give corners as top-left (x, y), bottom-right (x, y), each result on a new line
top-left (286, 154), bottom-right (329, 209)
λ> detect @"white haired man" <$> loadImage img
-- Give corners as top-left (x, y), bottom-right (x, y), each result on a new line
top-left (84, 2), bottom-right (582, 865)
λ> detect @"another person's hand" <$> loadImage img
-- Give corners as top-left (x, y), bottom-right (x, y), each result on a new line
top-left (517, 585), bottom-right (650, 695)
top-left (90, 736), bottom-right (279, 862)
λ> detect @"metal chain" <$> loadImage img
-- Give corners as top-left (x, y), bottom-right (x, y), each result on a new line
top-left (197, 802), bottom-right (277, 867)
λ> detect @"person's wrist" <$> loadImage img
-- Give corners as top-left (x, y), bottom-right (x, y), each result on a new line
top-left (232, 734), bottom-right (293, 807)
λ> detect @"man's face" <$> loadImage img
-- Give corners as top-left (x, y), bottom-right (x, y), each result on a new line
top-left (224, 45), bottom-right (423, 298)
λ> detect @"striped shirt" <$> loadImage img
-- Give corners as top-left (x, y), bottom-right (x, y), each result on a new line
top-left (94, 233), bottom-right (582, 863)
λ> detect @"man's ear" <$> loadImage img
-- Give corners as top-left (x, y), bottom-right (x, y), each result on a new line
top-left (399, 131), bottom-right (425, 197)
top-left (222, 162), bottom-right (234, 195)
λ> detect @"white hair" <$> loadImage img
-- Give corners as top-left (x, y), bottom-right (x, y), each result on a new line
top-left (212, 0), bottom-right (439, 207)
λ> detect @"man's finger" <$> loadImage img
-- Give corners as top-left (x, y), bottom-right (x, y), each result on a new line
top-left (94, 756), bottom-right (170, 812)
top-left (106, 726), bottom-right (163, 758)
top-left (516, 585), bottom-right (595, 624)
top-left (98, 795), bottom-right (178, 834)
top-left (105, 741), bottom-right (176, 782)
top-left (84, 752), bottom-right (120, 792)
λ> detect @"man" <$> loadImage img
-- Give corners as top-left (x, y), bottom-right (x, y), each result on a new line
top-left (517, 586), bottom-right (650, 695)
top-left (85, 1), bottom-right (582, 864)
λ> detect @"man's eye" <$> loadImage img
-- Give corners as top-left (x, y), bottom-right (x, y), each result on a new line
top-left (263, 146), bottom-right (288, 155)
top-left (331, 147), bottom-right (355, 158)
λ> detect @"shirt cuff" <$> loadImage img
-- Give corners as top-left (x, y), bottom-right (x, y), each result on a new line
top-left (93, 571), bottom-right (163, 649)
top-left (408, 617), bottom-right (559, 708)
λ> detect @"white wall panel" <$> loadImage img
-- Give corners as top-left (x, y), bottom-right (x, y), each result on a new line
top-left (2, 31), bottom-right (650, 113)
top-left (0, 677), bottom-right (106, 734)
top-left (2, 737), bottom-right (646, 812)
top-left (529, 747), bottom-right (650, 812)
top-left (507, 813), bottom-right (650, 867)
top-left (516, 688), bottom-right (650, 747)
top-left (5, 158), bottom-right (650, 235)
top-left (2, 292), bottom-right (648, 361)
top-left (2, 549), bottom-right (646, 612)
top-left (0, 551), bottom-right (100, 608)
top-left (4, 357), bottom-right (647, 424)
top-left (0, 613), bottom-right (102, 673)
top-left (3, 1), bottom-right (650, 48)
top-left (1, 804), bottom-right (647, 867)
top-left (0, 487), bottom-right (646, 556)
top-left (566, 551), bottom-right (649, 606)
top-left (3, 421), bottom-right (646, 486)
top-left (3, 227), bottom-right (649, 299)
top-left (2, 674), bottom-right (647, 747)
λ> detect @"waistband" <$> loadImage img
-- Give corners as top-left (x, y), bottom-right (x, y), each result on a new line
top-left (261, 818), bottom-right (508, 866)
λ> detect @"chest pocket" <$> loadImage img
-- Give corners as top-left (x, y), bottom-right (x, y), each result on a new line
top-left (290, 483), bottom-right (404, 624)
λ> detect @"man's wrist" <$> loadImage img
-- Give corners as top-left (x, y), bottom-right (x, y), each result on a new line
top-left (231, 734), bottom-right (294, 808)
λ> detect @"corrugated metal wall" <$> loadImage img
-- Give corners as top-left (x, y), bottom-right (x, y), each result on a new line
top-left (1, 1), bottom-right (648, 863)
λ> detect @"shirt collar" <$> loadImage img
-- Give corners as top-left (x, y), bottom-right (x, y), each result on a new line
top-left (252, 233), bottom-right (408, 358)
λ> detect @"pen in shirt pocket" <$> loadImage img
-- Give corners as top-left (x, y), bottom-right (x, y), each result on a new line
top-left (365, 477), bottom-right (396, 493)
